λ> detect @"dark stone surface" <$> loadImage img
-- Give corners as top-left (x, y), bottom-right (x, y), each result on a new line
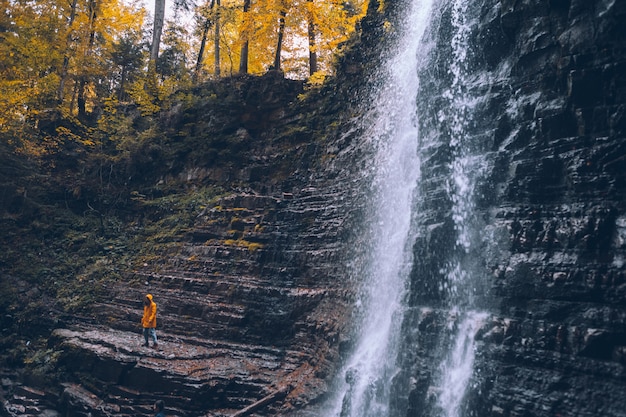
top-left (397, 0), bottom-right (626, 416)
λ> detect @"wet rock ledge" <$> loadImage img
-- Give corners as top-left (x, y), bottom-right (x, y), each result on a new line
top-left (39, 186), bottom-right (361, 417)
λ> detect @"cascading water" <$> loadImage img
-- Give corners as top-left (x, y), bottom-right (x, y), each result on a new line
top-left (324, 0), bottom-right (493, 416)
top-left (322, 1), bottom-right (436, 416)
top-left (432, 1), bottom-right (491, 416)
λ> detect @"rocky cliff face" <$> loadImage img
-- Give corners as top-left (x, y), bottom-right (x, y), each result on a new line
top-left (1, 60), bottom-right (379, 417)
top-left (394, 1), bottom-right (626, 417)
top-left (2, 1), bottom-right (625, 417)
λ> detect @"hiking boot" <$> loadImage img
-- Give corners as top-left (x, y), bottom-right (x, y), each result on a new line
top-left (152, 343), bottom-right (159, 349)
top-left (143, 342), bottom-right (149, 347)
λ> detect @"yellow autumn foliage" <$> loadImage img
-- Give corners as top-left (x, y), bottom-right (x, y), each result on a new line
top-left (0, 0), bottom-right (366, 157)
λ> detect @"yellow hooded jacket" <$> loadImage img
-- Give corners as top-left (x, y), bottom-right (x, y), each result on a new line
top-left (142, 294), bottom-right (157, 328)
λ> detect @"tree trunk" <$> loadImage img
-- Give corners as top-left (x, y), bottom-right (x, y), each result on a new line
top-left (231, 385), bottom-right (290, 417)
top-left (150, 0), bottom-right (166, 62)
top-left (307, 12), bottom-right (317, 75)
top-left (238, 0), bottom-right (251, 74)
top-left (192, 0), bottom-right (215, 84)
top-left (214, 0), bottom-right (221, 76)
top-left (193, 18), bottom-right (211, 83)
top-left (118, 67), bottom-right (127, 101)
top-left (77, 78), bottom-right (87, 118)
top-left (77, 0), bottom-right (98, 119)
top-left (57, 0), bottom-right (78, 103)
top-left (273, 8), bottom-right (286, 71)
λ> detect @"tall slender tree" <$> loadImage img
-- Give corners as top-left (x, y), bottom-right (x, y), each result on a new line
top-left (193, 0), bottom-right (215, 83)
top-left (238, 0), bottom-right (251, 73)
top-left (75, 0), bottom-right (99, 119)
top-left (272, 0), bottom-right (287, 71)
top-left (150, 0), bottom-right (166, 63)
top-left (306, 0), bottom-right (317, 75)
top-left (213, 0), bottom-right (221, 76)
top-left (57, 0), bottom-right (79, 103)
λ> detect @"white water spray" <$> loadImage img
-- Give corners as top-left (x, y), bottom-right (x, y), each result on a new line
top-left (445, 0), bottom-right (476, 263)
top-left (324, 0), bottom-right (494, 415)
top-left (323, 1), bottom-right (436, 416)
top-left (435, 0), bottom-right (490, 416)
top-left (436, 311), bottom-right (488, 417)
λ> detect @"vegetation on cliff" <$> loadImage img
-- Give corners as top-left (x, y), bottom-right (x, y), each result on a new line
top-left (0, 0), bottom-right (366, 136)
top-left (0, 52), bottom-right (371, 397)
top-left (0, 76), bottom-right (285, 327)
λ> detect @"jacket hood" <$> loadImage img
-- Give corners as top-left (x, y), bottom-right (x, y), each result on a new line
top-left (146, 294), bottom-right (153, 301)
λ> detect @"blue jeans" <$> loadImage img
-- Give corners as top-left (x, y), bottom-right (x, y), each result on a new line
top-left (143, 327), bottom-right (157, 345)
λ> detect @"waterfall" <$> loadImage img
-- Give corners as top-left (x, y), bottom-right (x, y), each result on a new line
top-left (323, 1), bottom-right (436, 416)
top-left (433, 0), bottom-right (490, 416)
top-left (435, 311), bottom-right (489, 417)
top-left (323, 0), bottom-right (493, 416)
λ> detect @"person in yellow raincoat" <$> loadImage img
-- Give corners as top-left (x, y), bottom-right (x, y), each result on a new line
top-left (142, 294), bottom-right (158, 348)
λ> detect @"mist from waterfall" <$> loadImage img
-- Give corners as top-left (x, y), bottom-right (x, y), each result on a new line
top-left (433, 1), bottom-right (490, 416)
top-left (322, 1), bottom-right (436, 416)
top-left (435, 311), bottom-right (489, 417)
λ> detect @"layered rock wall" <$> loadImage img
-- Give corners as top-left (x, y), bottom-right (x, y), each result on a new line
top-left (396, 1), bottom-right (626, 416)
top-left (0, 66), bottom-right (379, 417)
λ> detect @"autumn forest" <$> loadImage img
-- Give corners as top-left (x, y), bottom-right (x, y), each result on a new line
top-left (0, 0), bottom-right (366, 156)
